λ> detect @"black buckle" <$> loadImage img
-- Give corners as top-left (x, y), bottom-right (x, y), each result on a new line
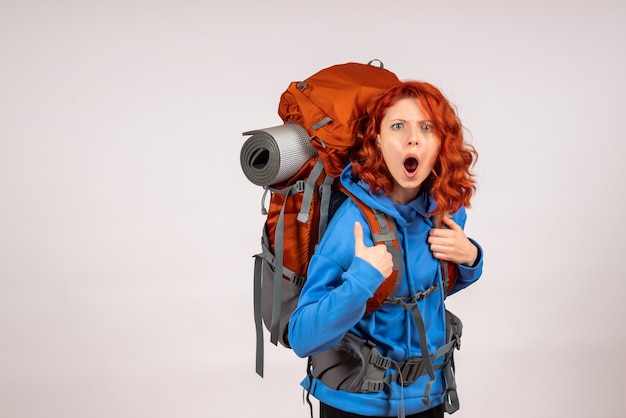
top-left (400, 359), bottom-right (424, 386)
top-left (369, 351), bottom-right (393, 369)
top-left (361, 380), bottom-right (384, 393)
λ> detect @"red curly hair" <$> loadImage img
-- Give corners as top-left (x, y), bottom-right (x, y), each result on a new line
top-left (350, 81), bottom-right (477, 218)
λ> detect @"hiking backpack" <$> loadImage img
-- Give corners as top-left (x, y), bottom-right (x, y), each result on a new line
top-left (240, 62), bottom-right (460, 404)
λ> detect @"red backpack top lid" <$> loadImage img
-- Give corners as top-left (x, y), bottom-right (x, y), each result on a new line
top-left (278, 60), bottom-right (400, 177)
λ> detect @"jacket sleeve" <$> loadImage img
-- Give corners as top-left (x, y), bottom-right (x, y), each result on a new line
top-left (288, 204), bottom-right (386, 357)
top-left (448, 207), bottom-right (484, 295)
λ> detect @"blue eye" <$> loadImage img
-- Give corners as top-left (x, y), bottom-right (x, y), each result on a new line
top-left (392, 122), bottom-right (403, 130)
top-left (422, 123), bottom-right (434, 132)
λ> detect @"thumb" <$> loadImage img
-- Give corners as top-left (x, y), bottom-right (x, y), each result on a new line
top-left (354, 221), bottom-right (366, 254)
top-left (442, 215), bottom-right (461, 231)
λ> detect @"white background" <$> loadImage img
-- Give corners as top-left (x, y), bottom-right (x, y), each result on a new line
top-left (1, 0), bottom-right (625, 417)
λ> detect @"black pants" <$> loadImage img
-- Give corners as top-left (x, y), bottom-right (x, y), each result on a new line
top-left (320, 402), bottom-right (445, 418)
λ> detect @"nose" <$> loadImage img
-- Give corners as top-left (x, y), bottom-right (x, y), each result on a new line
top-left (407, 125), bottom-right (420, 146)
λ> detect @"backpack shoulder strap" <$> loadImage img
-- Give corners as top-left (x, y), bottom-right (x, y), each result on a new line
top-left (431, 214), bottom-right (458, 298)
top-left (339, 186), bottom-right (402, 313)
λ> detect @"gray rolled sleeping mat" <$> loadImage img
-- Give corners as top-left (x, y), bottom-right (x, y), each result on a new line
top-left (240, 122), bottom-right (317, 187)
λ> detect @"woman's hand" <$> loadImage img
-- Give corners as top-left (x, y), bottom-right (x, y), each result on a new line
top-left (354, 221), bottom-right (394, 278)
top-left (428, 216), bottom-right (478, 266)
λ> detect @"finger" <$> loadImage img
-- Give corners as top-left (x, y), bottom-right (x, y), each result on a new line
top-left (429, 228), bottom-right (446, 237)
top-left (430, 242), bottom-right (450, 255)
top-left (427, 235), bottom-right (444, 245)
top-left (431, 251), bottom-right (452, 261)
top-left (354, 221), bottom-right (365, 253)
top-left (441, 215), bottom-right (462, 231)
top-left (429, 227), bottom-right (453, 238)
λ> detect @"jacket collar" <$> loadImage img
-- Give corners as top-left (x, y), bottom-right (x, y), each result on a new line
top-left (340, 163), bottom-right (435, 227)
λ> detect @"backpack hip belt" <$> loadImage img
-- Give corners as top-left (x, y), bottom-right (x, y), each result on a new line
top-left (310, 291), bottom-right (463, 414)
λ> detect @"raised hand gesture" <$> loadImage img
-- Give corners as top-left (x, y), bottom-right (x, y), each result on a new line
top-left (354, 221), bottom-right (394, 278)
top-left (428, 216), bottom-right (478, 266)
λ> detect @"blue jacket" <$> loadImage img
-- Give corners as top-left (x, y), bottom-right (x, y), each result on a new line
top-left (288, 164), bottom-right (483, 416)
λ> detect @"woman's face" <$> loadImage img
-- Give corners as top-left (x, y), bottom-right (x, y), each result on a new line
top-left (377, 97), bottom-right (441, 205)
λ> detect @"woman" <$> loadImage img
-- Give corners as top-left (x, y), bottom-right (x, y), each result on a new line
top-left (288, 81), bottom-right (484, 418)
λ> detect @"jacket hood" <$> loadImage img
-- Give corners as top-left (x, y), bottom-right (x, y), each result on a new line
top-left (339, 163), bottom-right (435, 228)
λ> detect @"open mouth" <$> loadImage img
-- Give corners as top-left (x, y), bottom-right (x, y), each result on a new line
top-left (404, 157), bottom-right (418, 174)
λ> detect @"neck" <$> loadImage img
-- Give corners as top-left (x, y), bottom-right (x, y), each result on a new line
top-left (390, 186), bottom-right (420, 205)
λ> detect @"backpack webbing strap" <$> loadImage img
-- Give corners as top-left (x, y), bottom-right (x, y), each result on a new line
top-left (441, 344), bottom-right (460, 413)
top-left (253, 253), bottom-right (266, 376)
top-left (318, 174), bottom-right (335, 239)
top-left (297, 158), bottom-right (325, 223)
top-left (312, 116), bottom-right (333, 131)
top-left (400, 299), bottom-right (436, 406)
top-left (253, 232), bottom-right (274, 376)
top-left (442, 260), bottom-right (451, 297)
top-left (441, 310), bottom-right (462, 413)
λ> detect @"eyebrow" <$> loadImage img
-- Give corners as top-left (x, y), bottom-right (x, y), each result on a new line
top-left (388, 119), bottom-right (433, 124)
